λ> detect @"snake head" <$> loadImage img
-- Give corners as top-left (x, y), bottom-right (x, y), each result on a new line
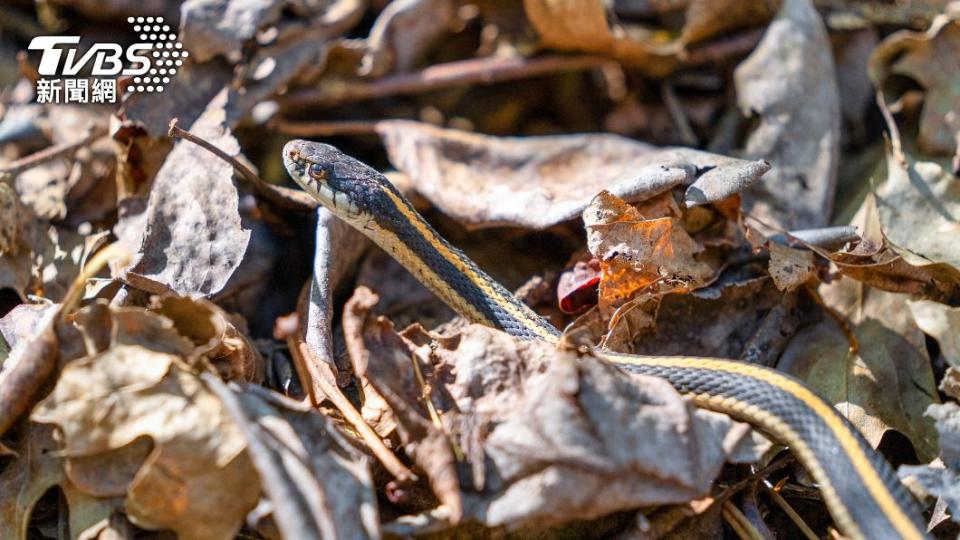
top-left (282, 139), bottom-right (387, 220)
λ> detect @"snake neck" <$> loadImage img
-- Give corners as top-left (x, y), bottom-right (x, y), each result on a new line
top-left (360, 186), bottom-right (560, 341)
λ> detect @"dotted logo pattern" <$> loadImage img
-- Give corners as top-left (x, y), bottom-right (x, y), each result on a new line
top-left (125, 16), bottom-right (188, 94)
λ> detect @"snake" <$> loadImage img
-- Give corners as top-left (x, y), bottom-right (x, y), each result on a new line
top-left (282, 139), bottom-right (929, 540)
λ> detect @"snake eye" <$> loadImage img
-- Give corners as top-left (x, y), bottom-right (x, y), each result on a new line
top-left (308, 163), bottom-right (327, 181)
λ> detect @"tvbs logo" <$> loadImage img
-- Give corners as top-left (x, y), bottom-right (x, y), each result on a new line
top-left (28, 16), bottom-right (187, 103)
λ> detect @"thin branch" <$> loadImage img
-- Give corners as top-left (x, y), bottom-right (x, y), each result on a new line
top-left (290, 338), bottom-right (418, 484)
top-left (278, 54), bottom-right (611, 109)
top-left (167, 118), bottom-right (317, 212)
top-left (272, 119), bottom-right (380, 138)
top-left (763, 479), bottom-right (819, 540)
top-left (0, 125), bottom-right (107, 180)
top-left (875, 91), bottom-right (905, 166)
top-left (661, 80), bottom-right (698, 147)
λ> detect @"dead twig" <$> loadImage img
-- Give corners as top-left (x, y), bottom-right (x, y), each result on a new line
top-left (0, 125), bottom-right (107, 180)
top-left (875, 91), bottom-right (905, 166)
top-left (763, 478), bottom-right (819, 540)
top-left (661, 80), bottom-right (698, 147)
top-left (272, 119), bottom-right (380, 138)
top-left (167, 119), bottom-right (317, 212)
top-left (722, 500), bottom-right (766, 540)
top-left (278, 55), bottom-right (611, 109)
top-left (289, 337), bottom-right (418, 485)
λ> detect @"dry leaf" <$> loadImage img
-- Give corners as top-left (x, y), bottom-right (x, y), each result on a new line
top-left (342, 287), bottom-right (462, 521)
top-left (151, 294), bottom-right (264, 382)
top-left (119, 92), bottom-right (251, 296)
top-left (584, 191), bottom-right (714, 315)
top-left (0, 423), bottom-right (119, 540)
top-left (734, 0), bottom-right (840, 229)
top-left (869, 6), bottom-right (960, 155)
top-left (429, 324), bottom-right (768, 528)
top-left (908, 300), bottom-right (960, 367)
top-left (361, 0), bottom-right (458, 77)
top-left (208, 380), bottom-right (380, 540)
top-left (522, 0), bottom-right (672, 72)
top-left (900, 403), bottom-right (960, 525)
top-left (875, 153), bottom-right (960, 278)
top-left (376, 120), bottom-right (768, 229)
top-left (779, 279), bottom-right (939, 460)
top-left (32, 345), bottom-right (259, 540)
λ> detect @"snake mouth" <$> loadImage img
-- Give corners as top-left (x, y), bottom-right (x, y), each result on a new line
top-left (283, 143), bottom-right (362, 218)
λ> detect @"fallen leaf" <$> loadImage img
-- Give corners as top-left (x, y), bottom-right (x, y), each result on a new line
top-left (151, 294), bottom-right (264, 382)
top-left (734, 0), bottom-right (841, 229)
top-left (119, 92), bottom-right (251, 297)
top-left (522, 0), bottom-right (673, 72)
top-left (909, 300), bottom-right (960, 367)
top-left (0, 423), bottom-right (120, 540)
top-left (361, 0), bottom-right (458, 77)
top-left (869, 6), bottom-right (960, 155)
top-left (779, 279), bottom-right (940, 460)
top-left (32, 345), bottom-right (260, 540)
top-left (584, 191), bottom-right (715, 315)
top-left (900, 403), bottom-right (960, 525)
top-left (207, 379), bottom-right (380, 540)
top-left (430, 324), bottom-right (768, 528)
top-left (875, 153), bottom-right (960, 278)
top-left (679, 0), bottom-right (777, 48)
top-left (343, 288), bottom-right (767, 530)
top-left (375, 120), bottom-right (768, 229)
top-left (557, 257), bottom-right (601, 314)
top-left (342, 287), bottom-right (462, 521)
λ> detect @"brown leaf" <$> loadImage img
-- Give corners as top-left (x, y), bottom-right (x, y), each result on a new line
top-left (899, 403), bottom-right (960, 526)
top-left (151, 294), bottom-right (264, 382)
top-left (909, 300), bottom-right (960, 367)
top-left (875, 153), bottom-right (960, 277)
top-left (779, 279), bottom-right (940, 460)
top-left (734, 0), bottom-right (840, 229)
top-left (584, 191), bottom-right (715, 315)
top-left (0, 423), bottom-right (119, 540)
top-left (31, 345), bottom-right (260, 540)
top-left (767, 243), bottom-right (817, 292)
top-left (375, 120), bottom-right (766, 229)
top-left (207, 380), bottom-right (380, 540)
top-left (342, 287), bottom-right (462, 520)
top-left (119, 92), bottom-right (251, 296)
top-left (869, 7), bottom-right (960, 155)
top-left (429, 324), bottom-right (769, 528)
top-left (361, 0), bottom-right (458, 77)
top-left (679, 0), bottom-right (777, 47)
top-left (522, 0), bottom-right (672, 72)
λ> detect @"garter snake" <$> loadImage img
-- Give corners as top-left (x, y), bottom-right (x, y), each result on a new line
top-left (282, 139), bottom-right (928, 540)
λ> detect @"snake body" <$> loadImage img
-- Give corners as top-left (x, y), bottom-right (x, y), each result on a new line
top-left (283, 139), bottom-right (928, 540)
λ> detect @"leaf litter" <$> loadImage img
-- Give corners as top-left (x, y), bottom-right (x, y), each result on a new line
top-left (1, 0), bottom-right (960, 538)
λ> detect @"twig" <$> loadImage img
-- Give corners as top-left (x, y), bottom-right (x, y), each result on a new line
top-left (763, 478), bottom-right (819, 540)
top-left (875, 91), bottom-right (905, 166)
top-left (290, 338), bottom-right (417, 484)
top-left (722, 500), bottom-right (765, 540)
top-left (278, 55), bottom-right (611, 109)
top-left (661, 80), bottom-right (698, 147)
top-left (272, 119), bottom-right (380, 138)
top-left (683, 28), bottom-right (766, 67)
top-left (167, 119), bottom-right (317, 212)
top-left (0, 125), bottom-right (107, 180)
